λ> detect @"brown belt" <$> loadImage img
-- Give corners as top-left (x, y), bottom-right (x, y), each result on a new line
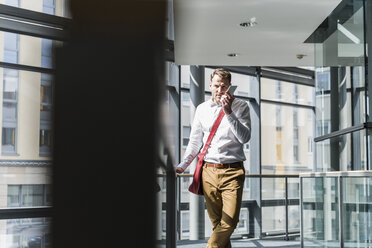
top-left (204, 161), bottom-right (243, 169)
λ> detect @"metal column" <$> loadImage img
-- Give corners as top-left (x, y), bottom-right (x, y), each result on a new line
top-left (189, 65), bottom-right (205, 240)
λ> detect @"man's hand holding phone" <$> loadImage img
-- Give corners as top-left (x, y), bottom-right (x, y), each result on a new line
top-left (221, 85), bottom-right (237, 115)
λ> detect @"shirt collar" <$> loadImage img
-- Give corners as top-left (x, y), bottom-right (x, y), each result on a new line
top-left (209, 99), bottom-right (221, 107)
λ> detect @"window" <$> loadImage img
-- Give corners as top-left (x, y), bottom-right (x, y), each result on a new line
top-left (316, 71), bottom-right (330, 91)
top-left (41, 39), bottom-right (53, 68)
top-left (244, 143), bottom-right (250, 151)
top-left (7, 185), bottom-right (51, 207)
top-left (2, 69), bottom-right (18, 154)
top-left (5, 0), bottom-right (19, 7)
top-left (42, 0), bottom-right (56, 68)
top-left (182, 126), bottom-right (191, 147)
top-left (43, 0), bottom-right (55, 15)
top-left (3, 31), bottom-right (19, 155)
top-left (182, 92), bottom-right (190, 106)
top-left (181, 211), bottom-right (190, 238)
top-left (40, 74), bottom-right (53, 155)
top-left (4, 32), bottom-right (19, 63)
top-left (308, 137), bottom-right (313, 153)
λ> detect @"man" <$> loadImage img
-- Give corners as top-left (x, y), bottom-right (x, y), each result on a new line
top-left (176, 68), bottom-right (251, 248)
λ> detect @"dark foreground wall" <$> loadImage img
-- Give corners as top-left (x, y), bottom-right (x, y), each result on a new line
top-left (52, 1), bottom-right (165, 247)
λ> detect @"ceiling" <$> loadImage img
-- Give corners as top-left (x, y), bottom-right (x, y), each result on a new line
top-left (173, 0), bottom-right (342, 66)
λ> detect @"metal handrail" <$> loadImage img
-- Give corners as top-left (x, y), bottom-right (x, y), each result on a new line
top-left (157, 173), bottom-right (301, 241)
top-left (172, 174), bottom-right (299, 178)
top-left (300, 170), bottom-right (372, 177)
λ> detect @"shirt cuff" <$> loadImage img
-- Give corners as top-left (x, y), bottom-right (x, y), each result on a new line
top-left (177, 161), bottom-right (189, 171)
top-left (226, 112), bottom-right (238, 122)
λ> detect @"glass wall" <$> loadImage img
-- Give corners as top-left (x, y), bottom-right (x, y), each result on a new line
top-left (302, 177), bottom-right (339, 247)
top-left (3, 0), bottom-right (68, 17)
top-left (0, 3), bottom-right (68, 248)
top-left (301, 173), bottom-right (372, 248)
top-left (302, 1), bottom-right (372, 246)
top-left (313, 0), bottom-right (370, 171)
top-left (343, 177), bottom-right (372, 247)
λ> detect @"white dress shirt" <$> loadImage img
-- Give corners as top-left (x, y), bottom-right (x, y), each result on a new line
top-left (177, 98), bottom-right (251, 171)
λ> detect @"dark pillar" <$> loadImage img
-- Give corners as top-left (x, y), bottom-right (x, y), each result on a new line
top-left (330, 67), bottom-right (347, 171)
top-left (52, 1), bottom-right (166, 248)
top-left (365, 0), bottom-right (372, 170)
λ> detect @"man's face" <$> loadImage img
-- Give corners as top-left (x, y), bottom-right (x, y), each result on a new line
top-left (209, 75), bottom-right (230, 104)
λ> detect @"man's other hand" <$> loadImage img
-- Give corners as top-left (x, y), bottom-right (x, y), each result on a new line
top-left (176, 167), bottom-right (184, 173)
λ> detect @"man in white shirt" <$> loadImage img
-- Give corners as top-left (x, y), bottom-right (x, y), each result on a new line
top-left (176, 68), bottom-right (251, 248)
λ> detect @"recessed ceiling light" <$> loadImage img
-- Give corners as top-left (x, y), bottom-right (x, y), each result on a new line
top-left (227, 53), bottom-right (239, 57)
top-left (239, 17), bottom-right (257, 27)
top-left (296, 54), bottom-right (306, 59)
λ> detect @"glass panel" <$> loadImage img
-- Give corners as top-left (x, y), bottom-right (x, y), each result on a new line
top-left (5, 0), bottom-right (19, 7)
top-left (3, 32), bottom-right (18, 63)
top-left (315, 129), bottom-right (366, 172)
top-left (3, 69), bottom-right (18, 100)
top-left (0, 218), bottom-right (51, 248)
top-left (156, 173), bottom-right (166, 243)
top-left (180, 65), bottom-right (190, 89)
top-left (21, 185), bottom-right (44, 207)
top-left (314, 0), bottom-right (365, 68)
top-left (3, 103), bottom-right (17, 122)
top-left (1, 31), bottom-right (62, 69)
top-left (166, 62), bottom-right (179, 87)
top-left (262, 206), bottom-right (286, 234)
top-left (262, 178), bottom-right (285, 200)
top-left (2, 128), bottom-right (16, 153)
top-left (288, 205), bottom-right (300, 231)
top-left (351, 66), bottom-right (366, 126)
top-left (288, 178), bottom-right (300, 199)
top-left (313, 0), bottom-right (367, 136)
top-left (315, 67), bottom-right (361, 137)
top-left (261, 103), bottom-right (314, 174)
top-left (343, 177), bottom-right (372, 247)
top-left (261, 78), bottom-right (315, 106)
top-left (41, 39), bottom-right (54, 69)
top-left (3, 0), bottom-right (67, 17)
top-left (1, 183), bottom-right (52, 208)
top-left (302, 177), bottom-right (339, 248)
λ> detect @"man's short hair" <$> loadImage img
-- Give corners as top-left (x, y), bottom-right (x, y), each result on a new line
top-left (210, 68), bottom-right (231, 84)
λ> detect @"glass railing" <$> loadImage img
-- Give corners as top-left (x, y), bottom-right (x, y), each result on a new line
top-left (157, 173), bottom-right (300, 247)
top-left (300, 171), bottom-right (372, 248)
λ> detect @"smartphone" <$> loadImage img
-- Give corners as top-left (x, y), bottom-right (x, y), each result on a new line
top-left (226, 85), bottom-right (237, 95)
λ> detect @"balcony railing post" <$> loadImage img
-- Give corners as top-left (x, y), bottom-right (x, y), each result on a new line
top-left (338, 176), bottom-right (344, 248)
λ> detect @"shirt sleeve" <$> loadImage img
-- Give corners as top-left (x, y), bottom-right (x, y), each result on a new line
top-left (176, 107), bottom-right (204, 171)
top-left (226, 101), bottom-right (251, 144)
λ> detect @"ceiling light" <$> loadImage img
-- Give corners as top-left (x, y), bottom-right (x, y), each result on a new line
top-left (227, 53), bottom-right (239, 57)
top-left (296, 54), bottom-right (306, 59)
top-left (239, 17), bottom-right (257, 27)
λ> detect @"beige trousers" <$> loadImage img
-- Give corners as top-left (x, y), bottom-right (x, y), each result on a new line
top-left (202, 163), bottom-right (245, 248)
